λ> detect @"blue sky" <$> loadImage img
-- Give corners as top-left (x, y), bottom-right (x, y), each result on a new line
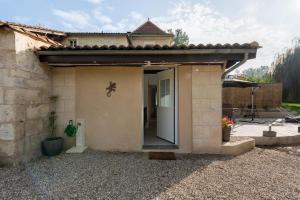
top-left (1, 0), bottom-right (300, 71)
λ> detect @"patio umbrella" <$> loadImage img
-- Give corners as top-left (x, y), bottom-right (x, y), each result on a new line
top-left (223, 79), bottom-right (259, 88)
top-left (223, 79), bottom-right (260, 120)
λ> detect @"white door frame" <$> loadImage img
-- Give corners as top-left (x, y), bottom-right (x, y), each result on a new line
top-left (174, 67), bottom-right (178, 145)
top-left (142, 66), bottom-right (178, 146)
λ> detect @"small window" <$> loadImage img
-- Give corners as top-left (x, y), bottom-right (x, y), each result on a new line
top-left (69, 39), bottom-right (77, 47)
top-left (159, 79), bottom-right (170, 107)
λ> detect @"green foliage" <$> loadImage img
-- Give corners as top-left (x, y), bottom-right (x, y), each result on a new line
top-left (271, 42), bottom-right (300, 102)
top-left (282, 103), bottom-right (300, 115)
top-left (240, 66), bottom-right (272, 83)
top-left (49, 96), bottom-right (58, 137)
top-left (168, 28), bottom-right (189, 46)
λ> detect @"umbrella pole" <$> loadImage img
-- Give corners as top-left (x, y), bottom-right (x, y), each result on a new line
top-left (251, 87), bottom-right (254, 121)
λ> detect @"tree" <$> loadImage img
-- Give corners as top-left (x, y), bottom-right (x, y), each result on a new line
top-left (240, 66), bottom-right (272, 83)
top-left (168, 29), bottom-right (189, 46)
top-left (271, 42), bottom-right (300, 102)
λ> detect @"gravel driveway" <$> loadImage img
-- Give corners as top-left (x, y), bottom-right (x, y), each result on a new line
top-left (0, 147), bottom-right (299, 200)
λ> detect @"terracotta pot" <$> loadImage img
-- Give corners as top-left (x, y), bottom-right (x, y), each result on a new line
top-left (222, 127), bottom-right (231, 142)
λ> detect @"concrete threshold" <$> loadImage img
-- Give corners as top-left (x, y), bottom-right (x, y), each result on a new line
top-left (142, 145), bottom-right (179, 150)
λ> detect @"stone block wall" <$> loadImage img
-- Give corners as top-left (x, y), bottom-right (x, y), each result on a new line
top-left (191, 65), bottom-right (223, 154)
top-left (0, 29), bottom-right (51, 166)
top-left (52, 68), bottom-right (76, 149)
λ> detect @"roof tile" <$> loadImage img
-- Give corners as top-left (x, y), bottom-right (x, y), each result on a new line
top-left (131, 20), bottom-right (172, 36)
top-left (39, 42), bottom-right (261, 51)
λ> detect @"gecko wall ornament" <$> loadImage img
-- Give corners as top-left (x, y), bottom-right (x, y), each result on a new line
top-left (106, 81), bottom-right (116, 97)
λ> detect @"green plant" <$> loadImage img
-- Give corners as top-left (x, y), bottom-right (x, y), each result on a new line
top-left (282, 103), bottom-right (300, 115)
top-left (49, 96), bottom-right (58, 137)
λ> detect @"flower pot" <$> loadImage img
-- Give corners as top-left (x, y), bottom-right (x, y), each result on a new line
top-left (222, 127), bottom-right (231, 142)
top-left (41, 137), bottom-right (64, 156)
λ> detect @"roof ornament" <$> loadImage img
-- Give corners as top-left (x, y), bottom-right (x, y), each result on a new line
top-left (148, 17), bottom-right (150, 21)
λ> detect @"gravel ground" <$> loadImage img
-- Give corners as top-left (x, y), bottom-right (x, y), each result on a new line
top-left (0, 147), bottom-right (299, 200)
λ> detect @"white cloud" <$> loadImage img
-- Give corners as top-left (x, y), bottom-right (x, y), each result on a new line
top-left (151, 1), bottom-right (291, 71)
top-left (101, 24), bottom-right (119, 32)
top-left (52, 9), bottom-right (91, 28)
top-left (129, 11), bottom-right (144, 22)
top-left (93, 9), bottom-right (112, 24)
top-left (84, 0), bottom-right (103, 4)
top-left (97, 11), bottom-right (145, 32)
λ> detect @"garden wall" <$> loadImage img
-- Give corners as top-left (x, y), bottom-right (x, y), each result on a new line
top-left (223, 83), bottom-right (282, 108)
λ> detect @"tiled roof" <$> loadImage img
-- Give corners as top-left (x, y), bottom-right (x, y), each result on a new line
top-left (0, 21), bottom-right (65, 35)
top-left (131, 20), bottom-right (172, 36)
top-left (0, 21), bottom-right (62, 45)
top-left (39, 42), bottom-right (260, 51)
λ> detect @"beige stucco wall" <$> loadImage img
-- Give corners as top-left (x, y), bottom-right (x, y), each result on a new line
top-left (52, 66), bottom-right (193, 153)
top-left (51, 65), bottom-right (222, 154)
top-left (131, 36), bottom-right (173, 46)
top-left (76, 67), bottom-right (143, 151)
top-left (0, 29), bottom-right (52, 166)
top-left (62, 35), bottom-right (128, 47)
top-left (191, 65), bottom-right (223, 154)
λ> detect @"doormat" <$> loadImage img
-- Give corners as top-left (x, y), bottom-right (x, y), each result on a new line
top-left (148, 152), bottom-right (176, 160)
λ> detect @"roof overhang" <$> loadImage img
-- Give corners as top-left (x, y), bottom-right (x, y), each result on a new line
top-left (37, 48), bottom-right (258, 68)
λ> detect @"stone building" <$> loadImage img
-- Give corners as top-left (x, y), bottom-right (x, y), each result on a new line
top-left (0, 20), bottom-right (259, 166)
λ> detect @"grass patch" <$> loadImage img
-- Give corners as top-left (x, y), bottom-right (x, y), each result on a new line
top-left (282, 103), bottom-right (300, 115)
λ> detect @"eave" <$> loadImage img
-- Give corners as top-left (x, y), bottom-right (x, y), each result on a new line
top-left (37, 49), bottom-right (256, 68)
top-left (36, 43), bottom-right (260, 68)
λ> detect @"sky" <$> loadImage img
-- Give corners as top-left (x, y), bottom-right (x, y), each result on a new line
top-left (1, 0), bottom-right (300, 71)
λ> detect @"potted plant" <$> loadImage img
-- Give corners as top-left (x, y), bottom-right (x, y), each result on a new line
top-left (222, 117), bottom-right (234, 142)
top-left (41, 96), bottom-right (64, 156)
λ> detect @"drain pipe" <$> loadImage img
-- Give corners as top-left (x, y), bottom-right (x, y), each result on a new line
top-left (221, 53), bottom-right (249, 79)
